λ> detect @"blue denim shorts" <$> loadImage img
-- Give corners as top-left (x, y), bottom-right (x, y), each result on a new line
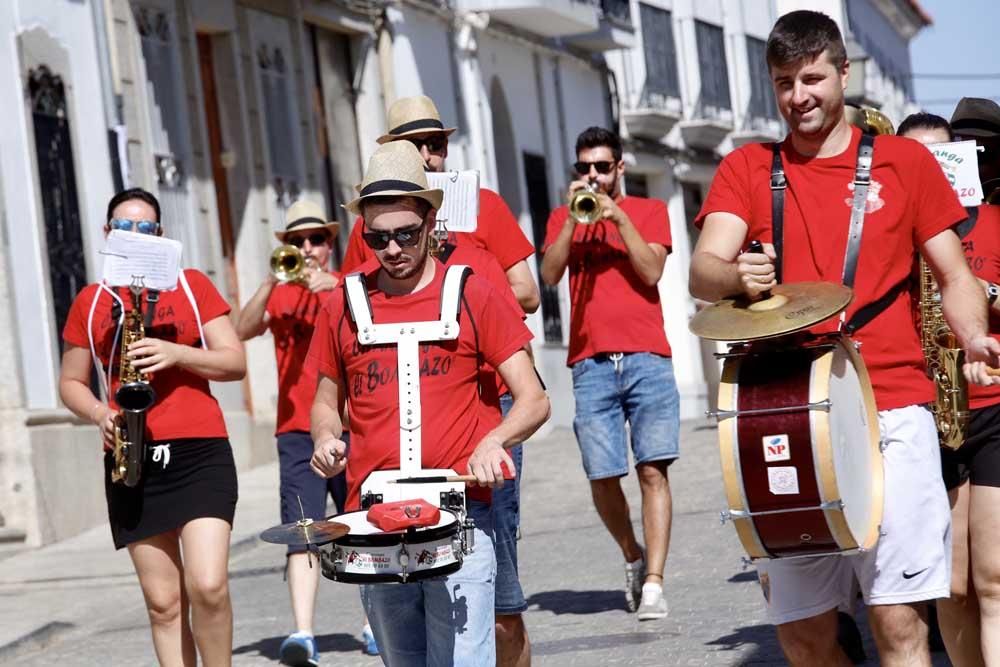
top-left (277, 431), bottom-right (348, 555)
top-left (494, 392), bottom-right (526, 614)
top-left (361, 501), bottom-right (496, 666)
top-left (571, 352), bottom-right (680, 479)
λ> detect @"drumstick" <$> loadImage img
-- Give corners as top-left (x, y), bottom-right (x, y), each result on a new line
top-left (387, 474), bottom-right (478, 484)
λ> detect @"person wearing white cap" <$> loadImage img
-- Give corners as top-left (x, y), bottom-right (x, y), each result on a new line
top-left (309, 141), bottom-right (549, 666)
top-left (236, 202), bottom-right (376, 664)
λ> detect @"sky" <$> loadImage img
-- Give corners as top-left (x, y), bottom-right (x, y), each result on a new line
top-left (909, 0), bottom-right (1000, 118)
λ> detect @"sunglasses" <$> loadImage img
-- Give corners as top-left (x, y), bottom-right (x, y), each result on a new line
top-left (574, 160), bottom-right (616, 175)
top-left (362, 224), bottom-right (424, 251)
top-left (109, 218), bottom-right (160, 235)
top-left (286, 233), bottom-right (330, 248)
top-left (407, 135), bottom-right (448, 154)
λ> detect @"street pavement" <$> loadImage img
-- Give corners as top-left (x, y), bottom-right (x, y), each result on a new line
top-left (0, 420), bottom-right (952, 666)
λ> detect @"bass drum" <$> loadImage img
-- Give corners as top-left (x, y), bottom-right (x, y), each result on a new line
top-left (717, 335), bottom-right (883, 559)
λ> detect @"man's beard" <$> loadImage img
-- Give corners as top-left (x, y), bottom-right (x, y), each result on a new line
top-left (380, 232), bottom-right (430, 280)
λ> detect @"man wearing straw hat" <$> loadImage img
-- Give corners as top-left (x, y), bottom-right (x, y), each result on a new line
top-left (309, 141), bottom-right (549, 666)
top-left (342, 93), bottom-right (541, 664)
top-left (236, 201), bottom-right (376, 664)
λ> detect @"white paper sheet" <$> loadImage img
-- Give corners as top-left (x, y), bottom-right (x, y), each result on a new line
top-left (929, 140), bottom-right (985, 206)
top-left (427, 170), bottom-right (480, 233)
top-left (101, 230), bottom-right (182, 290)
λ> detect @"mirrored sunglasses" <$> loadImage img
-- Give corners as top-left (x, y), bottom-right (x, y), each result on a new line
top-left (362, 225), bottom-right (424, 251)
top-left (573, 160), bottom-right (615, 175)
top-left (286, 232), bottom-right (331, 248)
top-left (109, 218), bottom-right (160, 235)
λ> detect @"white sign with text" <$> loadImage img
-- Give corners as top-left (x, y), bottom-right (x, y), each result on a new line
top-left (101, 230), bottom-right (182, 290)
top-left (929, 140), bottom-right (984, 206)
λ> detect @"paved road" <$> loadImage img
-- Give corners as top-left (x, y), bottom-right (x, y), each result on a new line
top-left (2, 421), bottom-right (951, 665)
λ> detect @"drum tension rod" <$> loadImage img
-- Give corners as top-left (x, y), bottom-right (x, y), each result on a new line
top-left (720, 499), bottom-right (844, 523)
top-left (713, 342), bottom-right (838, 359)
top-left (707, 399), bottom-right (832, 420)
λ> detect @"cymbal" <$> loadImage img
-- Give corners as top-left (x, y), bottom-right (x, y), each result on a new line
top-left (689, 282), bottom-right (853, 342)
top-left (259, 518), bottom-right (350, 546)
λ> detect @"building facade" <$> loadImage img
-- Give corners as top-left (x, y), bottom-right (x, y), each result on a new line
top-left (0, 0), bottom-right (928, 547)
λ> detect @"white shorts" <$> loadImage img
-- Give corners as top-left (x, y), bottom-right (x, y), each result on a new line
top-left (756, 405), bottom-right (952, 625)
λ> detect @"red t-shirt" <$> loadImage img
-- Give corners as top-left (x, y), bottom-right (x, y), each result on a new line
top-left (696, 127), bottom-right (967, 410)
top-left (307, 259), bottom-right (533, 510)
top-left (543, 196), bottom-right (673, 366)
top-left (265, 272), bottom-right (339, 434)
top-left (62, 269), bottom-right (231, 440)
top-left (341, 188), bottom-right (534, 273)
top-left (439, 242), bottom-right (524, 412)
top-left (962, 204), bottom-right (1000, 409)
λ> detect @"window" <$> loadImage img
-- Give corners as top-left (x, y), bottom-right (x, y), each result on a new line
top-left (522, 153), bottom-right (563, 344)
top-left (639, 4), bottom-right (679, 103)
top-left (601, 0), bottom-right (632, 25)
top-left (695, 20), bottom-right (731, 114)
top-left (746, 36), bottom-right (779, 123)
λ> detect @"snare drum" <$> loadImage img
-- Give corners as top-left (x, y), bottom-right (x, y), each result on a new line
top-left (716, 335), bottom-right (883, 559)
top-left (319, 508), bottom-right (469, 583)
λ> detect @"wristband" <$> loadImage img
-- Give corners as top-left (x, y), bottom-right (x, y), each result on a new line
top-left (988, 282), bottom-right (999, 306)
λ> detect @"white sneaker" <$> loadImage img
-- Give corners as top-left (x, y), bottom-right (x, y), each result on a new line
top-left (624, 557), bottom-right (646, 612)
top-left (636, 583), bottom-right (668, 620)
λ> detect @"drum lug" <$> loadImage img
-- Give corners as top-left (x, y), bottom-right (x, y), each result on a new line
top-left (720, 511), bottom-right (730, 524)
top-left (462, 516), bottom-right (475, 555)
top-left (398, 545), bottom-right (410, 583)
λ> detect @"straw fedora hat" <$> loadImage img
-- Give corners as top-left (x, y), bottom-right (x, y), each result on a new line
top-left (274, 200), bottom-right (340, 242)
top-left (951, 97), bottom-right (1000, 138)
top-left (344, 141), bottom-right (444, 216)
top-left (376, 95), bottom-right (457, 144)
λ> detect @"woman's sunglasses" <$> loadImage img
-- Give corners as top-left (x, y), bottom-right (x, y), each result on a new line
top-left (286, 233), bottom-right (330, 248)
top-left (109, 218), bottom-right (160, 235)
top-left (573, 160), bottom-right (615, 175)
top-left (362, 225), bottom-right (424, 251)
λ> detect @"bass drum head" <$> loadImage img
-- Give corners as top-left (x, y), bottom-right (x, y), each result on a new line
top-left (824, 340), bottom-right (882, 550)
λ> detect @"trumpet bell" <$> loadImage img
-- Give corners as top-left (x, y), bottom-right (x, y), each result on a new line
top-left (569, 187), bottom-right (602, 224)
top-left (270, 244), bottom-right (306, 283)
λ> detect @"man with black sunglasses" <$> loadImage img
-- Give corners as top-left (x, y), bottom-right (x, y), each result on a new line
top-left (309, 140), bottom-right (549, 666)
top-left (541, 126), bottom-right (679, 622)
top-left (235, 200), bottom-right (373, 664)
top-left (340, 93), bottom-right (541, 666)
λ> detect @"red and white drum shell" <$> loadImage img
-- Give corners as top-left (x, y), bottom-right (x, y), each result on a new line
top-left (717, 335), bottom-right (883, 559)
top-left (320, 509), bottom-right (464, 584)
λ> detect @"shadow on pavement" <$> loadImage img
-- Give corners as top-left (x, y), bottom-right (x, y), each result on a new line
top-left (727, 571), bottom-right (759, 584)
top-left (525, 589), bottom-right (625, 615)
top-left (233, 632), bottom-right (365, 658)
top-left (705, 623), bottom-right (784, 664)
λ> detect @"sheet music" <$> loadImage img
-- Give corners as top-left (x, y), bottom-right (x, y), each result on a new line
top-left (101, 230), bottom-right (183, 290)
top-left (427, 170), bottom-right (479, 233)
top-left (929, 140), bottom-right (985, 206)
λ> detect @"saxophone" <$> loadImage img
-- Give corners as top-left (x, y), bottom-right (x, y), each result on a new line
top-left (112, 282), bottom-right (157, 486)
top-left (919, 258), bottom-right (969, 449)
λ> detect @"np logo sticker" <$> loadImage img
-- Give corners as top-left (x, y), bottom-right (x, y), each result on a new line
top-left (763, 434), bottom-right (791, 462)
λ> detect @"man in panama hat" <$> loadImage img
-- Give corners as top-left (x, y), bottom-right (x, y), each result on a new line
top-left (342, 93), bottom-right (542, 666)
top-left (236, 199), bottom-right (347, 666)
top-left (309, 140), bottom-right (549, 666)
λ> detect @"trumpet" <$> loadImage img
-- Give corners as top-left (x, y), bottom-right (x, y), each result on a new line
top-left (270, 245), bottom-right (310, 284)
top-left (569, 183), bottom-right (602, 224)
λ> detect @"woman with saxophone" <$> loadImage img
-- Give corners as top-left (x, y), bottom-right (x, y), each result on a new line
top-left (58, 188), bottom-right (246, 666)
top-left (899, 104), bottom-right (1000, 666)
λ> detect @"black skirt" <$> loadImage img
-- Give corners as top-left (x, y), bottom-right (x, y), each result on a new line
top-left (104, 437), bottom-right (238, 549)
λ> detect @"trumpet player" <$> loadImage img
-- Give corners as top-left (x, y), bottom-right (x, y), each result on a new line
top-left (540, 126), bottom-right (679, 621)
top-left (59, 188), bottom-right (246, 665)
top-left (899, 103), bottom-right (1000, 666)
top-left (235, 200), bottom-right (366, 664)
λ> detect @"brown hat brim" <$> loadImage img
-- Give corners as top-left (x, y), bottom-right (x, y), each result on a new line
top-left (344, 187), bottom-right (444, 216)
top-left (376, 126), bottom-right (457, 145)
top-left (274, 220), bottom-right (341, 243)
